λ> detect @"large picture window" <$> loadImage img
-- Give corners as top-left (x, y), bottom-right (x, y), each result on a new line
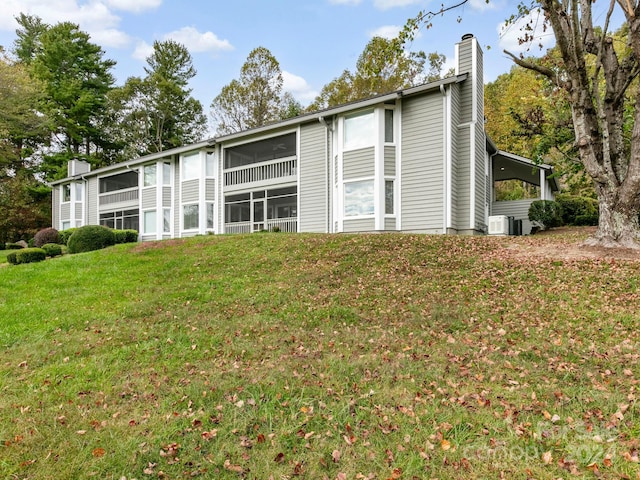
top-left (344, 110), bottom-right (374, 151)
top-left (143, 210), bottom-right (156, 234)
top-left (100, 209), bottom-right (139, 231)
top-left (143, 164), bottom-right (157, 187)
top-left (100, 171), bottom-right (138, 193)
top-left (183, 204), bottom-right (199, 230)
top-left (344, 180), bottom-right (374, 216)
top-left (182, 154), bottom-right (200, 180)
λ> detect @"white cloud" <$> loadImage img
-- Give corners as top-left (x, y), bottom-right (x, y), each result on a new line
top-left (282, 70), bottom-right (317, 103)
top-left (373, 0), bottom-right (422, 10)
top-left (104, 0), bottom-right (161, 13)
top-left (498, 7), bottom-right (555, 55)
top-left (163, 26), bottom-right (233, 54)
top-left (132, 40), bottom-right (154, 61)
top-left (0, 0), bottom-right (132, 48)
top-left (368, 25), bottom-right (401, 39)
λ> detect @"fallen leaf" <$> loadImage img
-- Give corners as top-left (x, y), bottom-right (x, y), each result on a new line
top-left (541, 450), bottom-right (552, 464)
top-left (223, 459), bottom-right (243, 473)
top-left (332, 449), bottom-right (341, 463)
top-left (92, 447), bottom-right (105, 457)
top-left (274, 452), bottom-right (285, 463)
top-left (441, 439), bottom-right (451, 451)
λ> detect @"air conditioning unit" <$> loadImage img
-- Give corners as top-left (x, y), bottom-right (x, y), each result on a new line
top-left (488, 215), bottom-right (509, 235)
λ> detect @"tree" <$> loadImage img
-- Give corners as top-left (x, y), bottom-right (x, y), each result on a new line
top-left (26, 21), bottom-right (116, 179)
top-left (211, 47), bottom-right (289, 134)
top-left (0, 53), bottom-right (49, 178)
top-left (309, 36), bottom-right (430, 111)
top-left (100, 40), bottom-right (207, 159)
top-left (404, 1), bottom-right (640, 249)
top-left (13, 13), bottom-right (47, 65)
top-left (0, 171), bottom-right (51, 245)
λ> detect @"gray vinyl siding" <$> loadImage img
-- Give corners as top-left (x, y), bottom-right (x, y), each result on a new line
top-left (299, 122), bottom-right (327, 232)
top-left (343, 218), bottom-right (375, 232)
top-left (343, 146), bottom-right (374, 180)
top-left (75, 202), bottom-right (83, 220)
top-left (163, 187), bottom-right (172, 207)
top-left (448, 86), bottom-right (461, 229)
top-left (87, 177), bottom-right (98, 225)
top-left (384, 145), bottom-right (395, 177)
top-left (205, 179), bottom-right (215, 201)
top-left (142, 187), bottom-right (156, 210)
top-left (400, 92), bottom-right (445, 232)
top-left (385, 217), bottom-right (396, 230)
top-left (181, 179), bottom-right (199, 203)
top-left (491, 199), bottom-right (535, 235)
top-left (52, 187), bottom-right (60, 228)
top-left (61, 202), bottom-right (71, 221)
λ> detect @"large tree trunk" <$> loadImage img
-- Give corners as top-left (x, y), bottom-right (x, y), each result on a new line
top-left (586, 183), bottom-right (640, 249)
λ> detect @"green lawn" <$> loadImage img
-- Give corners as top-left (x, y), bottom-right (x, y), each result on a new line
top-left (0, 232), bottom-right (638, 479)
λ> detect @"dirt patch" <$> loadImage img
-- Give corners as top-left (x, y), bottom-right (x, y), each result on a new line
top-left (505, 226), bottom-right (640, 262)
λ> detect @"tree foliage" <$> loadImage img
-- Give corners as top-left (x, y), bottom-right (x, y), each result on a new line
top-left (107, 40), bottom-right (207, 157)
top-left (211, 47), bottom-right (289, 135)
top-left (309, 36), bottom-right (431, 111)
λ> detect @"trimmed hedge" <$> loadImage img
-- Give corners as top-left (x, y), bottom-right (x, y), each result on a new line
top-left (555, 194), bottom-right (599, 226)
top-left (42, 243), bottom-right (63, 257)
top-left (59, 228), bottom-right (77, 245)
top-left (528, 200), bottom-right (563, 230)
top-left (67, 225), bottom-right (116, 254)
top-left (34, 228), bottom-right (60, 247)
top-left (7, 248), bottom-right (47, 265)
top-left (5, 242), bottom-right (24, 250)
top-left (113, 229), bottom-right (139, 244)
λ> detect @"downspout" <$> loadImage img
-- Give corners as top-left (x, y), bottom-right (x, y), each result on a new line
top-left (319, 116), bottom-right (333, 233)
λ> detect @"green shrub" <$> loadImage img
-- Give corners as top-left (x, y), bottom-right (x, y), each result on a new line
top-left (7, 248), bottom-right (47, 265)
top-left (5, 242), bottom-right (24, 250)
top-left (528, 200), bottom-right (563, 230)
top-left (113, 229), bottom-right (139, 244)
top-left (67, 225), bottom-right (116, 254)
top-left (34, 227), bottom-right (60, 247)
top-left (555, 194), bottom-right (599, 226)
top-left (42, 243), bottom-right (63, 257)
top-left (59, 228), bottom-right (77, 245)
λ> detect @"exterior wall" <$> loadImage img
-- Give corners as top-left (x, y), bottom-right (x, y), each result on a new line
top-left (52, 186), bottom-right (60, 228)
top-left (400, 92), bottom-right (445, 232)
top-left (87, 177), bottom-right (98, 225)
top-left (343, 147), bottom-right (375, 179)
top-left (299, 121), bottom-right (329, 233)
top-left (448, 84), bottom-right (461, 231)
top-left (491, 199), bottom-right (535, 234)
top-left (343, 218), bottom-right (375, 232)
top-left (384, 145), bottom-right (395, 177)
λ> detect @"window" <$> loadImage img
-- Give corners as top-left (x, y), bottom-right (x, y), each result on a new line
top-left (206, 203), bottom-right (215, 229)
top-left (267, 187), bottom-right (297, 219)
top-left (182, 154), bottom-right (200, 180)
top-left (206, 153), bottom-right (215, 177)
top-left (62, 221), bottom-right (71, 230)
top-left (100, 171), bottom-right (138, 193)
top-left (344, 110), bottom-right (374, 151)
top-left (385, 109), bottom-right (394, 143)
top-left (344, 180), bottom-right (374, 217)
top-left (75, 183), bottom-right (83, 200)
top-left (224, 133), bottom-right (296, 169)
top-left (225, 193), bottom-right (250, 222)
top-left (183, 204), bottom-right (199, 230)
top-left (163, 208), bottom-right (171, 233)
top-left (100, 209), bottom-right (139, 231)
top-left (385, 180), bottom-right (394, 215)
top-left (143, 210), bottom-right (156, 234)
top-left (143, 164), bottom-right (157, 187)
top-left (163, 162), bottom-right (171, 186)
top-left (62, 184), bottom-right (71, 202)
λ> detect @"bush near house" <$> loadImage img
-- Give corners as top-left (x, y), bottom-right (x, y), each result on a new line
top-left (4, 242), bottom-right (25, 250)
top-left (555, 194), bottom-right (599, 226)
top-left (528, 199), bottom-right (563, 230)
top-left (41, 243), bottom-right (63, 257)
top-left (59, 228), bottom-right (77, 245)
top-left (67, 225), bottom-right (116, 254)
top-left (113, 229), bottom-right (139, 244)
top-left (33, 228), bottom-right (61, 247)
top-left (6, 247), bottom-right (47, 265)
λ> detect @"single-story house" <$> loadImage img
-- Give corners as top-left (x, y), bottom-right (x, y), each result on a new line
top-left (51, 34), bottom-right (558, 240)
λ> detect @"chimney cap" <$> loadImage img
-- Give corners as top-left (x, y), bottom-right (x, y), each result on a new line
top-left (461, 33), bottom-right (474, 40)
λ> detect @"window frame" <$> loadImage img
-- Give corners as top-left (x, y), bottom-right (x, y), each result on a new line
top-left (343, 109), bottom-right (375, 152)
top-left (182, 203), bottom-right (199, 231)
top-left (344, 179), bottom-right (375, 217)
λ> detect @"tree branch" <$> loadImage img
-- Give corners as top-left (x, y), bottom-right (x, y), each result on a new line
top-left (503, 49), bottom-right (561, 85)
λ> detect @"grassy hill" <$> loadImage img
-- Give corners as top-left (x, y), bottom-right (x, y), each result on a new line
top-left (1, 232), bottom-right (638, 479)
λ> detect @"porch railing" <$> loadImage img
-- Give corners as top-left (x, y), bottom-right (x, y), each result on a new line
top-left (224, 157), bottom-right (296, 186)
top-left (224, 218), bottom-right (297, 234)
top-left (99, 188), bottom-right (139, 206)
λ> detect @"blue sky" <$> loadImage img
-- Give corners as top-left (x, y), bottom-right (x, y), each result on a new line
top-left (0, 0), bottom-right (558, 118)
